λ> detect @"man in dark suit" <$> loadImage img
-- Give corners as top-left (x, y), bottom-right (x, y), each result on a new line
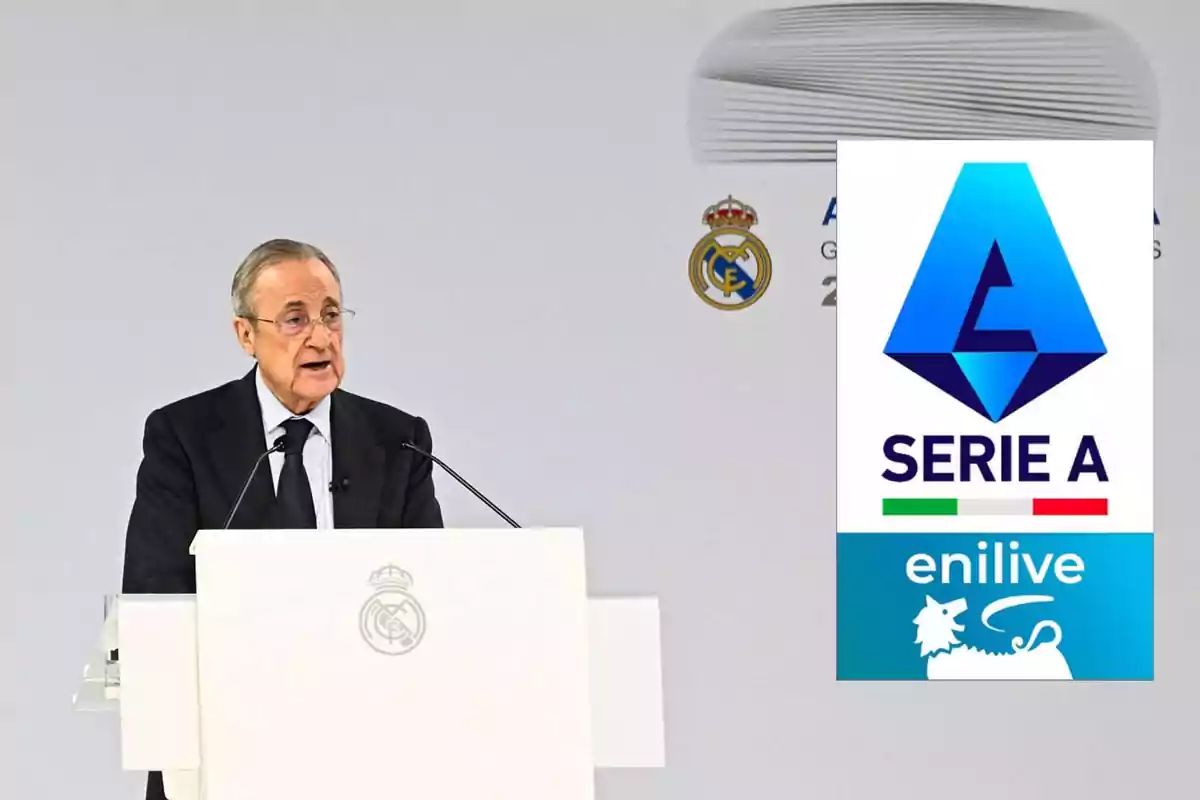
top-left (121, 238), bottom-right (443, 800)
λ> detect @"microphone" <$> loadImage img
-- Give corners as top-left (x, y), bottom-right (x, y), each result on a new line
top-left (400, 440), bottom-right (520, 528)
top-left (222, 436), bottom-right (286, 529)
top-left (329, 477), bottom-right (351, 493)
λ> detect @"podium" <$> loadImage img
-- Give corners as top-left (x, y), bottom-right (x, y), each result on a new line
top-left (74, 528), bottom-right (665, 800)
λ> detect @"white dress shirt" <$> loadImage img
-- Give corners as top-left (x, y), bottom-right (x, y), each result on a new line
top-left (255, 367), bottom-right (335, 529)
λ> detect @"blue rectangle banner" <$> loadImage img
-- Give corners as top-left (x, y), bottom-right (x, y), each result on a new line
top-left (836, 532), bottom-right (1153, 681)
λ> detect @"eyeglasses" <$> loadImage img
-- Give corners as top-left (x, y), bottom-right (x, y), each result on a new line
top-left (249, 308), bottom-right (356, 338)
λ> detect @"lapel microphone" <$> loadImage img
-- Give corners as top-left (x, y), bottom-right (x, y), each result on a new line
top-left (222, 436), bottom-right (286, 530)
top-left (399, 440), bottom-right (520, 528)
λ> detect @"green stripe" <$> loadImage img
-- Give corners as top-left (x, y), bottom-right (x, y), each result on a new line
top-left (882, 498), bottom-right (958, 515)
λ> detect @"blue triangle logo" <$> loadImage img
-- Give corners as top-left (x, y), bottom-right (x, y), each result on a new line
top-left (953, 352), bottom-right (1037, 421)
top-left (884, 163), bottom-right (1106, 422)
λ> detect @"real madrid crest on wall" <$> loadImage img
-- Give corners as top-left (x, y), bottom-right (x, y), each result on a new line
top-left (689, 195), bottom-right (772, 310)
top-left (359, 564), bottom-right (427, 655)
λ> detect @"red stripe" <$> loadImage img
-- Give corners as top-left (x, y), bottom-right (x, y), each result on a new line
top-left (1032, 498), bottom-right (1108, 516)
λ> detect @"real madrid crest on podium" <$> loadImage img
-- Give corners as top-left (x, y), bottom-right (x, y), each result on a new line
top-left (689, 195), bottom-right (772, 310)
top-left (359, 564), bottom-right (427, 655)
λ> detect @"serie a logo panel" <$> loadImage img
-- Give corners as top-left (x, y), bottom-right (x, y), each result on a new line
top-left (834, 140), bottom-right (1154, 681)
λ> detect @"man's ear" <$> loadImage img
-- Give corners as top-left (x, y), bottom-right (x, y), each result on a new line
top-left (232, 317), bottom-right (257, 358)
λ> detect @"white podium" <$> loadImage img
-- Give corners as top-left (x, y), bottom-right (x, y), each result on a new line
top-left (75, 528), bottom-right (665, 800)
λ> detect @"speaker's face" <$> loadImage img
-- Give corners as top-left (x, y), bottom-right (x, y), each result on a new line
top-left (236, 257), bottom-right (346, 413)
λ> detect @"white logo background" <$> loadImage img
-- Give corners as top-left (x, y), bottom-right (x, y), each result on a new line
top-left (836, 140), bottom-right (1154, 534)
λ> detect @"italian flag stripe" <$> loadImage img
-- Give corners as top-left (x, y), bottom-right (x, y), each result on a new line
top-left (882, 498), bottom-right (1107, 516)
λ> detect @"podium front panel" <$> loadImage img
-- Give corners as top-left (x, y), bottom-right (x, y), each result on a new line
top-left (192, 527), bottom-right (594, 800)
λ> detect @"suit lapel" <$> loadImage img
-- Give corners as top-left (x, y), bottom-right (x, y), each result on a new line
top-left (209, 368), bottom-right (276, 529)
top-left (331, 390), bottom-right (384, 529)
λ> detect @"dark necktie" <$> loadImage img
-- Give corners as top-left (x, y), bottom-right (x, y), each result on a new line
top-left (276, 417), bottom-right (317, 529)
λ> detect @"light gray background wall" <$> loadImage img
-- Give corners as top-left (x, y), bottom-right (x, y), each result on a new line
top-left (0, 0), bottom-right (1193, 798)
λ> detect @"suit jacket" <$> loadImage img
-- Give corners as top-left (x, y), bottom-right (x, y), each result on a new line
top-left (122, 368), bottom-right (444, 596)
top-left (123, 369), bottom-right (443, 800)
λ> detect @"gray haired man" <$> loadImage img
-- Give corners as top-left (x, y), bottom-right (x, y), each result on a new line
top-left (120, 239), bottom-right (444, 800)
